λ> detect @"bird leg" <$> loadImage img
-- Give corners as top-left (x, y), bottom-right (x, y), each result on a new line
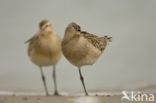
top-left (78, 68), bottom-right (88, 96)
top-left (39, 67), bottom-right (49, 96)
top-left (53, 65), bottom-right (59, 95)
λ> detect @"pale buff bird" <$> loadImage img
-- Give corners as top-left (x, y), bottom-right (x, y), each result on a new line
top-left (62, 22), bottom-right (112, 96)
top-left (25, 20), bottom-right (62, 96)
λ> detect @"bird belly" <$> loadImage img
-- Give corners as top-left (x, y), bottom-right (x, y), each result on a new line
top-left (29, 35), bottom-right (62, 67)
top-left (62, 38), bottom-right (101, 67)
top-left (30, 50), bottom-right (61, 67)
top-left (76, 44), bottom-right (101, 67)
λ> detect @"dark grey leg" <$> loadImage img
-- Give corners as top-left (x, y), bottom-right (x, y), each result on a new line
top-left (78, 67), bottom-right (88, 96)
top-left (53, 65), bottom-right (59, 95)
top-left (39, 67), bottom-right (49, 96)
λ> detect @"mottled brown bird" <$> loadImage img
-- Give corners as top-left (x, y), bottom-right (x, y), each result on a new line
top-left (25, 20), bottom-right (62, 96)
top-left (62, 22), bottom-right (112, 96)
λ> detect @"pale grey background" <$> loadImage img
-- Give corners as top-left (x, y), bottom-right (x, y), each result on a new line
top-left (0, 0), bottom-right (156, 93)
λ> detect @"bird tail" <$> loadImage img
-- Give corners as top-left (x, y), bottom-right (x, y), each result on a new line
top-left (100, 35), bottom-right (112, 42)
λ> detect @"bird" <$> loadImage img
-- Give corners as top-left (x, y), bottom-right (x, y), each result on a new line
top-left (62, 22), bottom-right (112, 96)
top-left (25, 20), bottom-right (62, 96)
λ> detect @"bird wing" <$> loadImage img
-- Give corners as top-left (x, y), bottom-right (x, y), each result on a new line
top-left (25, 32), bottom-right (40, 44)
top-left (82, 31), bottom-right (107, 51)
top-left (25, 36), bottom-right (37, 44)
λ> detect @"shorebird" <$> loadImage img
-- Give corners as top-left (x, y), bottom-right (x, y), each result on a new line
top-left (25, 20), bottom-right (62, 96)
top-left (62, 22), bottom-right (112, 96)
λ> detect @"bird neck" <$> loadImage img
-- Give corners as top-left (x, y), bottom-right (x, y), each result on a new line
top-left (64, 29), bottom-right (77, 41)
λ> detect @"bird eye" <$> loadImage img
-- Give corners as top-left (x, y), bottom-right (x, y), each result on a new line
top-left (72, 25), bottom-right (80, 31)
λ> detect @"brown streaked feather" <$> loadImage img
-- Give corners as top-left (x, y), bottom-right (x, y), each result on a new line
top-left (81, 31), bottom-right (107, 51)
top-left (25, 34), bottom-right (39, 44)
top-left (25, 34), bottom-right (40, 57)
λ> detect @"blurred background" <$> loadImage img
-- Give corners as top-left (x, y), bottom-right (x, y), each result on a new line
top-left (0, 0), bottom-right (156, 94)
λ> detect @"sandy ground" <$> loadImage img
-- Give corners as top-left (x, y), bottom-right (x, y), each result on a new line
top-left (0, 95), bottom-right (155, 103)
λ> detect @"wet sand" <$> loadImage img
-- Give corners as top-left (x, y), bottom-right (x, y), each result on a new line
top-left (0, 95), bottom-right (155, 103)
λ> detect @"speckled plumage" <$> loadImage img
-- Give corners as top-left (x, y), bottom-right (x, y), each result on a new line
top-left (82, 31), bottom-right (112, 51)
top-left (62, 22), bottom-right (112, 95)
top-left (62, 22), bottom-right (112, 67)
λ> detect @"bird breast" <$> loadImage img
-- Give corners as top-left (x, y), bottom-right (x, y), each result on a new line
top-left (62, 36), bottom-right (101, 67)
top-left (28, 34), bottom-right (62, 66)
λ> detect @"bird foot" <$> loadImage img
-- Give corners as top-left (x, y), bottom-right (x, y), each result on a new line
top-left (54, 92), bottom-right (60, 96)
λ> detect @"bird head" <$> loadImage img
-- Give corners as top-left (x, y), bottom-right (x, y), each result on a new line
top-left (39, 20), bottom-right (53, 33)
top-left (66, 22), bottom-right (81, 33)
top-left (63, 22), bottom-right (81, 41)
